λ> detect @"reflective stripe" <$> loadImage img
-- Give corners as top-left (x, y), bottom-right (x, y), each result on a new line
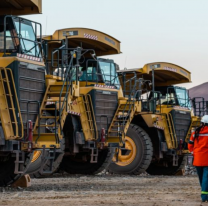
top-left (193, 134), bottom-right (208, 137)
top-left (202, 191), bottom-right (208, 195)
top-left (188, 140), bottom-right (194, 144)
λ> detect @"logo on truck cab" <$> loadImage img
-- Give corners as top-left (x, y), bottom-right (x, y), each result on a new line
top-left (164, 66), bottom-right (177, 72)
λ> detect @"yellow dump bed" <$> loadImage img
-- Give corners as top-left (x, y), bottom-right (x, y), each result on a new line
top-left (118, 62), bottom-right (191, 86)
top-left (43, 28), bottom-right (121, 56)
top-left (0, 0), bottom-right (42, 15)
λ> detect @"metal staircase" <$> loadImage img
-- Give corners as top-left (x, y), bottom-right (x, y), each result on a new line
top-left (78, 94), bottom-right (98, 141)
top-left (107, 75), bottom-right (142, 144)
top-left (0, 67), bottom-right (23, 139)
top-left (33, 49), bottom-right (76, 145)
top-left (107, 100), bottom-right (136, 143)
top-left (162, 113), bottom-right (177, 149)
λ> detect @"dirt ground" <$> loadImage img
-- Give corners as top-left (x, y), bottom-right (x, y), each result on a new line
top-left (0, 174), bottom-right (205, 206)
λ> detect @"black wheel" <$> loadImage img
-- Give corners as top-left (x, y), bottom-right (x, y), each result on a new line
top-left (108, 124), bottom-right (153, 174)
top-left (29, 139), bottom-right (65, 178)
top-left (29, 151), bottom-right (64, 178)
top-left (26, 150), bottom-right (42, 176)
top-left (0, 153), bottom-right (32, 187)
top-left (59, 148), bottom-right (114, 175)
top-left (146, 156), bottom-right (186, 175)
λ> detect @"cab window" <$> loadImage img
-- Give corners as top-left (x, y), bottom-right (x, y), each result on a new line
top-left (14, 20), bottom-right (40, 57)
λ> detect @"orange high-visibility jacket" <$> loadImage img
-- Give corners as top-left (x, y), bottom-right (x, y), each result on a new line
top-left (188, 126), bottom-right (208, 166)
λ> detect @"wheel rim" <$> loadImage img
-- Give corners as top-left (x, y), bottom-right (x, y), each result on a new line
top-left (31, 150), bottom-right (42, 163)
top-left (113, 136), bottom-right (137, 166)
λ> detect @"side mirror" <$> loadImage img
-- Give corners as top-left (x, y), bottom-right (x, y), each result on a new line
top-left (90, 53), bottom-right (97, 61)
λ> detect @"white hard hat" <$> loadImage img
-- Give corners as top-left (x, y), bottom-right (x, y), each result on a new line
top-left (201, 115), bottom-right (208, 124)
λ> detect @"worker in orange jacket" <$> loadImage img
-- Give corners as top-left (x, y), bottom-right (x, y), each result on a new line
top-left (188, 115), bottom-right (208, 202)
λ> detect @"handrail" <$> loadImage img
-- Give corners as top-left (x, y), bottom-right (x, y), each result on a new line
top-left (86, 94), bottom-right (98, 140)
top-left (168, 113), bottom-right (177, 148)
top-left (59, 52), bottom-right (75, 120)
top-left (87, 94), bottom-right (98, 139)
top-left (120, 74), bottom-right (142, 134)
top-left (0, 68), bottom-right (24, 138)
top-left (192, 97), bottom-right (208, 117)
top-left (4, 15), bottom-right (42, 57)
top-left (161, 113), bottom-right (175, 149)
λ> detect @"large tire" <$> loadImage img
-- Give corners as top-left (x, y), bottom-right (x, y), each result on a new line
top-left (146, 156), bottom-right (186, 175)
top-left (108, 124), bottom-right (153, 175)
top-left (59, 148), bottom-right (114, 175)
top-left (29, 139), bottom-right (65, 178)
top-left (30, 152), bottom-right (64, 178)
top-left (26, 150), bottom-right (42, 175)
top-left (0, 153), bottom-right (32, 187)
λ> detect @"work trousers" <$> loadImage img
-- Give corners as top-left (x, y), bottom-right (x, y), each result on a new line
top-left (196, 166), bottom-right (208, 201)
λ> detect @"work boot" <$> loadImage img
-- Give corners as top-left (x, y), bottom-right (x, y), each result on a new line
top-left (201, 194), bottom-right (208, 202)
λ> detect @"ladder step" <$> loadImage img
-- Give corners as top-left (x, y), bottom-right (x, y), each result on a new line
top-left (15, 161), bottom-right (24, 164)
top-left (113, 120), bottom-right (128, 122)
top-left (44, 100), bottom-right (65, 102)
top-left (42, 108), bottom-right (56, 111)
top-left (48, 92), bottom-right (67, 94)
top-left (37, 124), bottom-right (57, 127)
top-left (107, 136), bottom-right (120, 138)
top-left (47, 92), bottom-right (67, 97)
top-left (96, 106), bottom-right (116, 110)
top-left (40, 116), bottom-right (59, 119)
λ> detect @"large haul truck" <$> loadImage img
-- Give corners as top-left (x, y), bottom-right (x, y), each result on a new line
top-left (29, 28), bottom-right (149, 177)
top-left (109, 62), bottom-right (200, 175)
top-left (0, 0), bottom-right (46, 186)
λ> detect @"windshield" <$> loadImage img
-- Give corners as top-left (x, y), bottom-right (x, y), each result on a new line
top-left (70, 59), bottom-right (103, 82)
top-left (175, 87), bottom-right (191, 109)
top-left (14, 20), bottom-right (40, 57)
top-left (0, 31), bottom-right (15, 50)
top-left (0, 17), bottom-right (18, 52)
top-left (99, 61), bottom-right (120, 88)
top-left (149, 86), bottom-right (191, 109)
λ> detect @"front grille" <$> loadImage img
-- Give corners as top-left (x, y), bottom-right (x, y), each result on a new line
top-left (171, 110), bottom-right (191, 142)
top-left (89, 89), bottom-right (118, 137)
top-left (18, 64), bottom-right (45, 127)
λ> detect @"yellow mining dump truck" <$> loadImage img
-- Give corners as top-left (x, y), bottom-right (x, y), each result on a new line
top-left (27, 27), bottom-right (147, 177)
top-left (109, 62), bottom-right (201, 175)
top-left (0, 0), bottom-right (45, 186)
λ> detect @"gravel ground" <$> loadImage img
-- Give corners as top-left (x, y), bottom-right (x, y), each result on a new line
top-left (0, 174), bottom-right (205, 206)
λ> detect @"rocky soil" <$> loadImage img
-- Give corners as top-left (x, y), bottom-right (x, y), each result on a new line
top-left (0, 173), bottom-right (205, 206)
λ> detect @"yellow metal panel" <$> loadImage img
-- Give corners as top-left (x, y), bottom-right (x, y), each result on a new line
top-left (118, 62), bottom-right (191, 86)
top-left (0, 57), bottom-right (44, 68)
top-left (0, 73), bottom-right (14, 139)
top-left (33, 134), bottom-right (60, 148)
top-left (43, 28), bottom-right (121, 56)
top-left (0, 0), bottom-right (42, 15)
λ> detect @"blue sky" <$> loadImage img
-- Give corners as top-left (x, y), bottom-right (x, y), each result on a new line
top-left (24, 0), bottom-right (208, 88)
